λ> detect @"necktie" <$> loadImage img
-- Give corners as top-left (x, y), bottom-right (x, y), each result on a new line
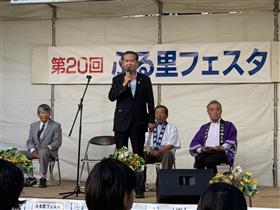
top-left (38, 124), bottom-right (46, 141)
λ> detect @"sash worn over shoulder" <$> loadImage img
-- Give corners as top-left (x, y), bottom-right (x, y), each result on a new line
top-left (153, 122), bottom-right (168, 149)
top-left (203, 119), bottom-right (225, 146)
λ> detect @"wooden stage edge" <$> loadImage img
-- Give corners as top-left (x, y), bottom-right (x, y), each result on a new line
top-left (20, 181), bottom-right (280, 208)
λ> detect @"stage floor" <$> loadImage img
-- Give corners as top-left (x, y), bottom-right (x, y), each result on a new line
top-left (20, 181), bottom-right (280, 208)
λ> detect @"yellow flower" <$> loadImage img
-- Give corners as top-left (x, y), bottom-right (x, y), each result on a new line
top-left (209, 165), bottom-right (258, 197)
top-left (215, 172), bottom-right (223, 178)
top-left (0, 148), bottom-right (33, 173)
top-left (109, 146), bottom-right (145, 173)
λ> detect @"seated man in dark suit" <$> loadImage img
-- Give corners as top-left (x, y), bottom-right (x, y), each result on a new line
top-left (22, 104), bottom-right (62, 188)
top-left (189, 100), bottom-right (237, 174)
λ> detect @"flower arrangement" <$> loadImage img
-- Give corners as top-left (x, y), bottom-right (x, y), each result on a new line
top-left (0, 148), bottom-right (33, 173)
top-left (109, 146), bottom-right (145, 173)
top-left (209, 165), bottom-right (258, 197)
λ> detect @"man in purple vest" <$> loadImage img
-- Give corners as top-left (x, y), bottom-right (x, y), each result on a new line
top-left (189, 100), bottom-right (237, 174)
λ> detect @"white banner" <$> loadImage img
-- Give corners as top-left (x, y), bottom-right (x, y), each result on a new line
top-left (48, 42), bottom-right (271, 84)
top-left (19, 198), bottom-right (278, 210)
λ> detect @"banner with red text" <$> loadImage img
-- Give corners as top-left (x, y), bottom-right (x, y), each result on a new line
top-left (48, 42), bottom-right (271, 84)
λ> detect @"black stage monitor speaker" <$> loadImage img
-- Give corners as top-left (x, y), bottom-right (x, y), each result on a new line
top-left (156, 169), bottom-right (214, 204)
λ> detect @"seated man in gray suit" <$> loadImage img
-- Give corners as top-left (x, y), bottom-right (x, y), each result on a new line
top-left (22, 104), bottom-right (62, 188)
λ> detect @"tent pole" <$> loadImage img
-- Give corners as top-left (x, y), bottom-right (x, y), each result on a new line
top-left (156, 0), bottom-right (162, 105)
top-left (49, 4), bottom-right (57, 119)
top-left (157, 0), bottom-right (162, 45)
top-left (273, 82), bottom-right (278, 188)
top-left (273, 0), bottom-right (279, 188)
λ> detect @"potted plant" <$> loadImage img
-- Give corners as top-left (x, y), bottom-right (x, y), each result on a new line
top-left (0, 148), bottom-right (33, 173)
top-left (209, 165), bottom-right (258, 207)
top-left (109, 146), bottom-right (145, 173)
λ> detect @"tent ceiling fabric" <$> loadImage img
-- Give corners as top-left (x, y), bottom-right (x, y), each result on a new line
top-left (163, 1), bottom-right (275, 13)
top-left (0, 0), bottom-right (276, 20)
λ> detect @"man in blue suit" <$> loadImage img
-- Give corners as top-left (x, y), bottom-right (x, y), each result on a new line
top-left (108, 51), bottom-right (155, 198)
top-left (22, 104), bottom-right (62, 188)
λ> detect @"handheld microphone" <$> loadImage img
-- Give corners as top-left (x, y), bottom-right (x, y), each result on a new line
top-left (125, 68), bottom-right (132, 87)
top-left (87, 75), bottom-right (92, 80)
top-left (126, 67), bottom-right (132, 74)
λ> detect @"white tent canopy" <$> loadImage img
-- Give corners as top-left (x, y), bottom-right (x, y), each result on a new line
top-left (0, 0), bottom-right (279, 186)
top-left (0, 0), bottom-right (276, 20)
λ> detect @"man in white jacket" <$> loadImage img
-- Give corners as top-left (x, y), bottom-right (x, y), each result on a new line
top-left (144, 105), bottom-right (180, 169)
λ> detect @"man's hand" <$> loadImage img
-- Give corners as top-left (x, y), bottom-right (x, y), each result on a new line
top-left (213, 145), bottom-right (224, 152)
top-left (123, 73), bottom-right (132, 87)
top-left (43, 146), bottom-right (50, 152)
top-left (202, 147), bottom-right (216, 154)
top-left (148, 123), bottom-right (155, 132)
top-left (149, 145), bottom-right (173, 157)
top-left (149, 149), bottom-right (160, 157)
top-left (32, 150), bottom-right (39, 159)
top-left (202, 146), bottom-right (224, 154)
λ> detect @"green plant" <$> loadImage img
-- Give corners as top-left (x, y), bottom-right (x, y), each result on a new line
top-left (210, 165), bottom-right (258, 197)
top-left (109, 146), bottom-right (145, 173)
top-left (0, 148), bottom-right (33, 173)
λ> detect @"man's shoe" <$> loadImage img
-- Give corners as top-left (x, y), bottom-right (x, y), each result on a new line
top-left (39, 177), bottom-right (47, 188)
top-left (135, 192), bottom-right (145, 198)
top-left (24, 177), bottom-right (37, 187)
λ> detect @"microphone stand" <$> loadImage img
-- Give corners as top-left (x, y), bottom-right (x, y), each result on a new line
top-left (59, 75), bottom-right (92, 198)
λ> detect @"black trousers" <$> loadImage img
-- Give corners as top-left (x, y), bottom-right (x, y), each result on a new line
top-left (115, 123), bottom-right (146, 157)
top-left (115, 123), bottom-right (146, 194)
top-left (194, 151), bottom-right (228, 174)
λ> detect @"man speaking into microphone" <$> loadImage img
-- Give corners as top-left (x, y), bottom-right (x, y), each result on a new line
top-left (108, 51), bottom-right (155, 198)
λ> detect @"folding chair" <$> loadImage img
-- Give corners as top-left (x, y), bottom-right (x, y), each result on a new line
top-left (48, 155), bottom-right (61, 186)
top-left (80, 136), bottom-right (115, 182)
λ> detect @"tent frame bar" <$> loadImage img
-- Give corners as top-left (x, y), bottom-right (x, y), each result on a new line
top-left (49, 4), bottom-right (57, 119)
top-left (273, 0), bottom-right (279, 188)
top-left (156, 0), bottom-right (162, 105)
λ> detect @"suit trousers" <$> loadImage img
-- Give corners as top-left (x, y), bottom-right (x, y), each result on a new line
top-left (143, 150), bottom-right (175, 190)
top-left (144, 150), bottom-right (175, 169)
top-left (20, 149), bottom-right (57, 175)
top-left (115, 122), bottom-right (146, 194)
top-left (194, 151), bottom-right (228, 174)
top-left (114, 122), bottom-right (146, 158)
